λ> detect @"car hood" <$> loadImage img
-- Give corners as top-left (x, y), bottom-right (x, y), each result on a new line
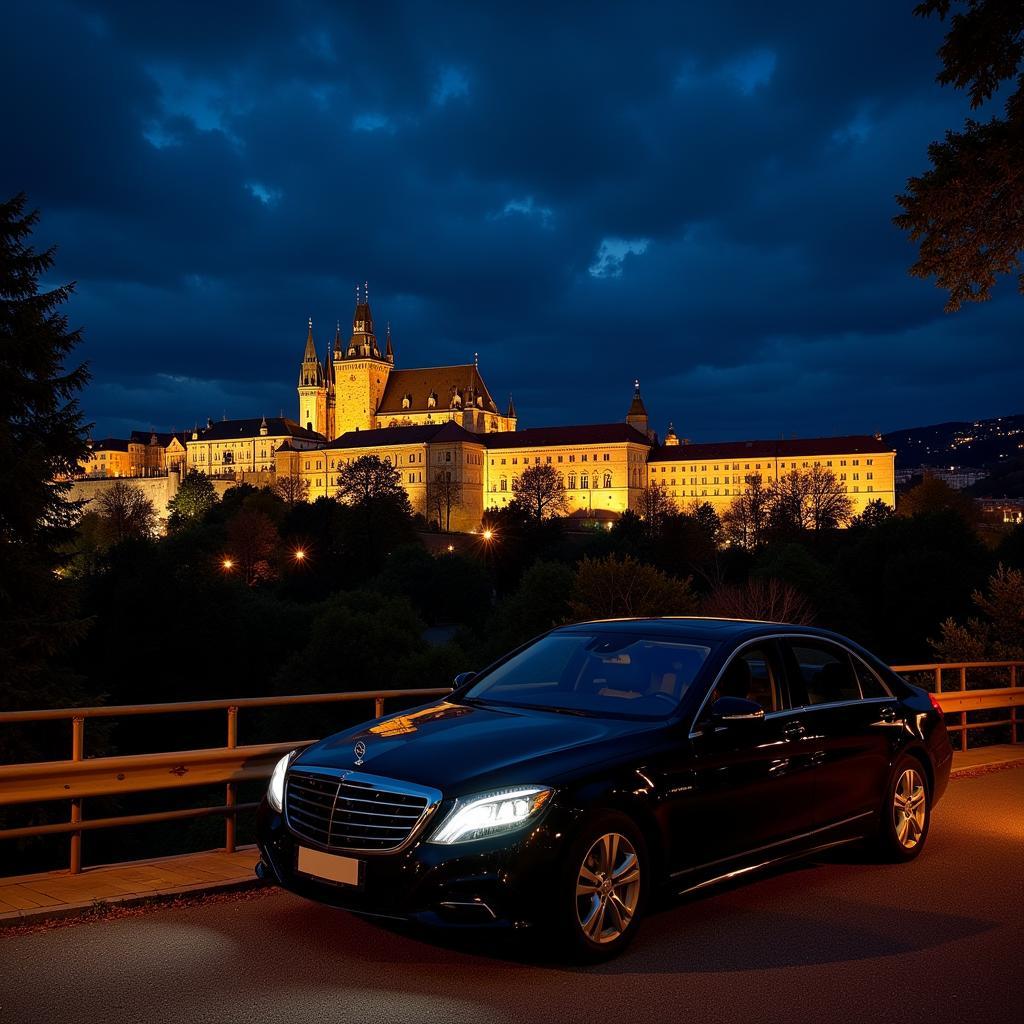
top-left (295, 699), bottom-right (659, 794)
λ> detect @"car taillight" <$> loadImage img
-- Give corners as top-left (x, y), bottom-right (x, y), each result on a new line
top-left (928, 693), bottom-right (944, 714)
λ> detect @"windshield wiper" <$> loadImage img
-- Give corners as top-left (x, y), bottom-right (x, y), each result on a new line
top-left (484, 700), bottom-right (594, 717)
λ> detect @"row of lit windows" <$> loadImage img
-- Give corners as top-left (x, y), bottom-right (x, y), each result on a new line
top-left (494, 471), bottom-right (618, 492)
top-left (654, 456), bottom-right (876, 474)
top-left (491, 452), bottom-right (614, 467)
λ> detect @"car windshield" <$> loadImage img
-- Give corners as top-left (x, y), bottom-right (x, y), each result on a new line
top-left (460, 632), bottom-right (712, 720)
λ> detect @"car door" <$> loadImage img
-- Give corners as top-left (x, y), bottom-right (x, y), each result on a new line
top-left (780, 637), bottom-right (899, 829)
top-left (673, 640), bottom-right (820, 873)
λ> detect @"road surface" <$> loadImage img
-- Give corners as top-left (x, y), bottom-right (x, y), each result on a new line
top-left (3, 768), bottom-right (1022, 1024)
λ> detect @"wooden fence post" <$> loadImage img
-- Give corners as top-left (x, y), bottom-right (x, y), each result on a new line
top-left (225, 706), bottom-right (238, 854)
top-left (70, 716), bottom-right (85, 874)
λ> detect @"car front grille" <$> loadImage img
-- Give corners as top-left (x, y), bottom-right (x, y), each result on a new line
top-left (285, 769), bottom-right (435, 853)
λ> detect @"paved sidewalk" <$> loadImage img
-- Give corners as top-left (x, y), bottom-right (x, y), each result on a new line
top-left (0, 846), bottom-right (261, 927)
top-left (951, 743), bottom-right (1024, 775)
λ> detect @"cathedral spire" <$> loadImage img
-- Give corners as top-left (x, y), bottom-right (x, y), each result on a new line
top-left (298, 317), bottom-right (323, 386)
top-left (626, 378), bottom-right (649, 437)
top-left (506, 394), bottom-right (517, 419)
top-left (385, 321), bottom-right (394, 362)
top-left (347, 280), bottom-right (379, 359)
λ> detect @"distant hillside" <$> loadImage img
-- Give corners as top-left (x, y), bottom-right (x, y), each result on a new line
top-left (884, 413), bottom-right (1024, 469)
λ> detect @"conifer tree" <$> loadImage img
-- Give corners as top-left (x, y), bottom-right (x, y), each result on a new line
top-left (0, 193), bottom-right (91, 705)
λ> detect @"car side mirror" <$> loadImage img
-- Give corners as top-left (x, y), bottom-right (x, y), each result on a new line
top-left (709, 696), bottom-right (765, 724)
top-left (452, 671), bottom-right (476, 691)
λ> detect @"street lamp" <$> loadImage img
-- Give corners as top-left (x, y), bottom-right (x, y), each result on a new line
top-left (482, 529), bottom-right (494, 541)
top-left (293, 548), bottom-right (306, 562)
top-left (222, 557), bottom-right (234, 571)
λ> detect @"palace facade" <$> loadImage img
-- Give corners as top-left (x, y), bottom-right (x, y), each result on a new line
top-left (77, 287), bottom-right (897, 529)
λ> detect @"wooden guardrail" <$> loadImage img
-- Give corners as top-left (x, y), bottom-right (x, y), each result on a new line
top-left (1, 661), bottom-right (1020, 878)
top-left (0, 688), bottom-right (448, 875)
top-left (890, 661), bottom-right (1023, 750)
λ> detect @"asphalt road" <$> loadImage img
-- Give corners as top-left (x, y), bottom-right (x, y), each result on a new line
top-left (3, 769), bottom-right (1022, 1024)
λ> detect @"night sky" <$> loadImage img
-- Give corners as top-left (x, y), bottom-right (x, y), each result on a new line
top-left (4, 1), bottom-right (1020, 442)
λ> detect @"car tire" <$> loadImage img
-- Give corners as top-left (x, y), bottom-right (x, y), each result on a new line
top-left (553, 810), bottom-right (649, 962)
top-left (871, 754), bottom-right (931, 863)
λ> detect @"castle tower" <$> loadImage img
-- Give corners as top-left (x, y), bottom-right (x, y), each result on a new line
top-left (297, 318), bottom-right (326, 434)
top-left (664, 421), bottom-right (680, 446)
top-left (324, 324), bottom-right (338, 439)
top-left (334, 283), bottom-right (393, 435)
top-left (626, 379), bottom-right (649, 438)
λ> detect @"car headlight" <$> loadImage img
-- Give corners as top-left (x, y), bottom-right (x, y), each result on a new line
top-left (429, 786), bottom-right (553, 844)
top-left (267, 750), bottom-right (297, 813)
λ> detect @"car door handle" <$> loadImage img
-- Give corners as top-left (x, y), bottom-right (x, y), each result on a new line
top-left (783, 721), bottom-right (806, 740)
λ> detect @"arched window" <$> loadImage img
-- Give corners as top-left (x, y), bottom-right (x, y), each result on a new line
top-left (603, 472), bottom-right (612, 488)
top-left (580, 473), bottom-right (589, 489)
top-left (568, 474), bottom-right (577, 490)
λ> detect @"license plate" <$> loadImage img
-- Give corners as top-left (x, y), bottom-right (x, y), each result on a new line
top-left (296, 846), bottom-right (362, 887)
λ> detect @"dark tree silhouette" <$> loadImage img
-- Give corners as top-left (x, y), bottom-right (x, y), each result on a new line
top-left (511, 464), bottom-right (569, 521)
top-left (274, 471), bottom-right (309, 507)
top-left (0, 193), bottom-right (91, 704)
top-left (895, 1), bottom-right (1024, 310)
top-left (428, 471), bottom-right (462, 532)
top-left (95, 481), bottom-right (158, 545)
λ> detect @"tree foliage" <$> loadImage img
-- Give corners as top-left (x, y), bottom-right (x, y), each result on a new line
top-left (511, 463), bottom-right (570, 521)
top-left (428, 471), bottom-right (462, 532)
top-left (167, 469), bottom-right (218, 531)
top-left (0, 193), bottom-right (92, 701)
top-left (94, 480), bottom-right (158, 545)
top-left (636, 482), bottom-right (678, 537)
top-left (895, 1), bottom-right (1024, 310)
top-left (274, 471), bottom-right (309, 507)
top-left (898, 474), bottom-right (980, 525)
top-left (704, 576), bottom-right (815, 625)
top-left (569, 554), bottom-right (698, 620)
top-left (226, 508), bottom-right (280, 586)
top-left (335, 455), bottom-right (415, 575)
top-left (931, 563), bottom-right (1024, 659)
top-left (721, 473), bottom-right (772, 548)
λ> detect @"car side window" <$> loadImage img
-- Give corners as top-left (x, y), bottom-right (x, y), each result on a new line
top-left (788, 642), bottom-right (860, 706)
top-left (710, 645), bottom-right (782, 713)
top-left (850, 655), bottom-right (891, 699)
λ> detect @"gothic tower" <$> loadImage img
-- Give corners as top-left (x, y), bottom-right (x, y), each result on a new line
top-left (333, 283), bottom-right (393, 436)
top-left (297, 318), bottom-right (326, 434)
top-left (626, 379), bottom-right (650, 438)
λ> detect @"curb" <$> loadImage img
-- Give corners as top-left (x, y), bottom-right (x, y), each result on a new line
top-left (950, 758), bottom-right (1024, 779)
top-left (0, 874), bottom-right (266, 930)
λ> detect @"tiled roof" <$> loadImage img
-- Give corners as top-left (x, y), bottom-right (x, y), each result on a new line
top-left (483, 423), bottom-right (651, 450)
top-left (647, 435), bottom-right (894, 463)
top-left (377, 365), bottom-right (498, 415)
top-left (129, 430), bottom-right (189, 448)
top-left (91, 437), bottom-right (131, 453)
top-left (326, 420), bottom-right (482, 450)
top-left (191, 418), bottom-right (324, 443)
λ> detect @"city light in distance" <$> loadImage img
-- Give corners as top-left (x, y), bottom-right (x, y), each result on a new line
top-left (221, 558), bottom-right (234, 571)
top-left (293, 548), bottom-right (306, 561)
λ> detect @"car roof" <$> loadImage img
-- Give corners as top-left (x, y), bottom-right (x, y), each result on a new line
top-left (552, 617), bottom-right (848, 645)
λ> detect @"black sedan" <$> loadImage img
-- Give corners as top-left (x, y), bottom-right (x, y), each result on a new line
top-left (256, 618), bottom-right (953, 959)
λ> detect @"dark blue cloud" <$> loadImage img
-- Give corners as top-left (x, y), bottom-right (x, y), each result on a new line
top-left (2, 0), bottom-right (1019, 441)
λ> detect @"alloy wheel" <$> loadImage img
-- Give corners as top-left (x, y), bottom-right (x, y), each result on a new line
top-left (575, 832), bottom-right (641, 944)
top-left (892, 767), bottom-right (927, 849)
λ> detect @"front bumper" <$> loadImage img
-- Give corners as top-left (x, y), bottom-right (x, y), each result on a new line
top-left (256, 797), bottom-right (569, 928)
